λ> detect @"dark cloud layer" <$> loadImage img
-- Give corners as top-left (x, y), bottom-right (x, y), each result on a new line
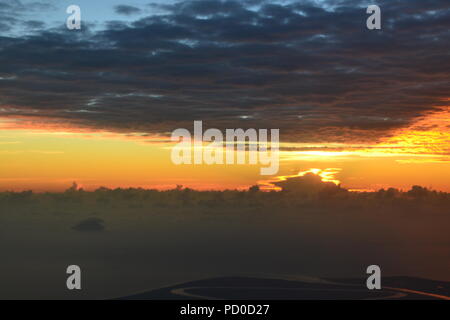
top-left (114, 5), bottom-right (142, 16)
top-left (0, 0), bottom-right (449, 143)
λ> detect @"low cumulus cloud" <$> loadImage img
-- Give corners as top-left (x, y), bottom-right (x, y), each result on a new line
top-left (72, 217), bottom-right (105, 232)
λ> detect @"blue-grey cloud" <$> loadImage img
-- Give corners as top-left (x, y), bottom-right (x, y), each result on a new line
top-left (115, 5), bottom-right (142, 16)
top-left (0, 0), bottom-right (449, 143)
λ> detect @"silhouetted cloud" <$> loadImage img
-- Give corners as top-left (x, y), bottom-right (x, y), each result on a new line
top-left (72, 217), bottom-right (105, 232)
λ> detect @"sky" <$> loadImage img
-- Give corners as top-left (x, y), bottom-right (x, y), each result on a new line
top-left (0, 0), bottom-right (449, 192)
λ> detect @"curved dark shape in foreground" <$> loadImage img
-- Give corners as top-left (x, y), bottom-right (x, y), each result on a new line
top-left (118, 276), bottom-right (450, 300)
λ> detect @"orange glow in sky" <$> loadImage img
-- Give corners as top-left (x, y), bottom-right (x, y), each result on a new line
top-left (0, 105), bottom-right (449, 192)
